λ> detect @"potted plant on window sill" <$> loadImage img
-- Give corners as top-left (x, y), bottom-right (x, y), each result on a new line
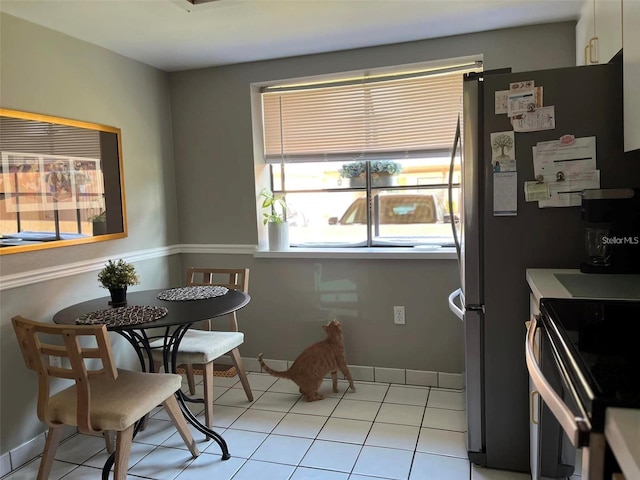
top-left (98, 259), bottom-right (140, 306)
top-left (260, 189), bottom-right (289, 251)
top-left (339, 160), bottom-right (402, 187)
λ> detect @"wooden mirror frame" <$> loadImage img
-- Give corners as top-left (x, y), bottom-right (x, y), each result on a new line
top-left (0, 109), bottom-right (127, 254)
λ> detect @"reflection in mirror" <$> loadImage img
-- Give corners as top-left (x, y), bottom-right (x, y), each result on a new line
top-left (0, 109), bottom-right (127, 254)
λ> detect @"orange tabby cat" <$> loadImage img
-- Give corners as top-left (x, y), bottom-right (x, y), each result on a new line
top-left (258, 319), bottom-right (356, 401)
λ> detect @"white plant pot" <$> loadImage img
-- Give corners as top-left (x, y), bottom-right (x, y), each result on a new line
top-left (268, 222), bottom-right (289, 251)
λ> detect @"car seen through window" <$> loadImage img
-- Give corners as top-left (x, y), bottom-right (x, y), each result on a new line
top-left (328, 194), bottom-right (443, 225)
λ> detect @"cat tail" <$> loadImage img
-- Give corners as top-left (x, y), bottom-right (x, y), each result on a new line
top-left (257, 353), bottom-right (289, 378)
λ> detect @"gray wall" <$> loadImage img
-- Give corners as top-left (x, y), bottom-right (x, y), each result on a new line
top-left (0, 13), bottom-right (182, 454)
top-left (168, 23), bottom-right (577, 369)
top-left (170, 22), bottom-right (576, 245)
top-left (0, 14), bottom-right (576, 458)
top-left (181, 253), bottom-right (462, 370)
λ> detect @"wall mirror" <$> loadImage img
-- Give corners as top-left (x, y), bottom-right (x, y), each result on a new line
top-left (0, 109), bottom-right (127, 254)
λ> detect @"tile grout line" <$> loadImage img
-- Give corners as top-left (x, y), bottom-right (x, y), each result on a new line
top-left (207, 375), bottom-right (469, 465)
top-left (348, 384), bottom-right (391, 478)
top-left (236, 377), bottom-right (334, 475)
top-left (3, 377), bottom-right (470, 480)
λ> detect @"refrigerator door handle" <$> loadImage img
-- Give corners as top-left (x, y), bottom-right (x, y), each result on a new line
top-left (525, 315), bottom-right (590, 447)
top-left (448, 288), bottom-right (464, 320)
top-left (448, 115), bottom-right (461, 260)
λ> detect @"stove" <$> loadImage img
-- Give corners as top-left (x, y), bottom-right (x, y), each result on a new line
top-left (530, 297), bottom-right (640, 479)
top-left (540, 297), bottom-right (640, 429)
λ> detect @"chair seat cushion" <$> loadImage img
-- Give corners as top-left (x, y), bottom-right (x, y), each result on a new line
top-left (47, 370), bottom-right (182, 432)
top-left (149, 330), bottom-right (244, 365)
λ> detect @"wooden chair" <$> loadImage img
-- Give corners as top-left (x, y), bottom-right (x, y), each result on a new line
top-left (12, 316), bottom-right (200, 480)
top-left (150, 267), bottom-right (253, 434)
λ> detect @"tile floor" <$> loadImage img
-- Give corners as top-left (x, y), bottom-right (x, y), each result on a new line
top-left (3, 372), bottom-right (534, 480)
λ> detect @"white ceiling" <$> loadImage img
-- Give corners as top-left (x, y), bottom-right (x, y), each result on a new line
top-left (0, 0), bottom-right (585, 72)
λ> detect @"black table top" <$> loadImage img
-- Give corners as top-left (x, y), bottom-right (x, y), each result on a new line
top-left (53, 288), bottom-right (251, 331)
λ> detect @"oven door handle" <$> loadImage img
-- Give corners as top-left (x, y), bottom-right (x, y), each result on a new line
top-left (525, 315), bottom-right (590, 447)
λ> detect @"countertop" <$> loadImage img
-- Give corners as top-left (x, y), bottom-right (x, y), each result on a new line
top-left (526, 268), bottom-right (640, 480)
top-left (526, 268), bottom-right (640, 303)
top-left (605, 408), bottom-right (640, 480)
top-left (526, 268), bottom-right (576, 302)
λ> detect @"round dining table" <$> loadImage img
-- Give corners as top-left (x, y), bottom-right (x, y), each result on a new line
top-left (53, 288), bottom-right (251, 464)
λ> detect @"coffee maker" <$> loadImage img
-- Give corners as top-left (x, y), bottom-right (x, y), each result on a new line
top-left (580, 188), bottom-right (640, 273)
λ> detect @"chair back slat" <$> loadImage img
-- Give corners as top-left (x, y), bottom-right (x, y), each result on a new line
top-left (186, 267), bottom-right (249, 292)
top-left (185, 268), bottom-right (249, 331)
top-left (12, 316), bottom-right (118, 433)
top-left (40, 344), bottom-right (67, 358)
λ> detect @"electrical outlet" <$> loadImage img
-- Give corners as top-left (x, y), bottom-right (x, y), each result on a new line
top-left (49, 355), bottom-right (62, 369)
top-left (393, 305), bottom-right (406, 325)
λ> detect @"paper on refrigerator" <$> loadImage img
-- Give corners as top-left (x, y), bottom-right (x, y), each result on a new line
top-left (538, 170), bottom-right (600, 208)
top-left (533, 136), bottom-right (597, 180)
top-left (507, 86), bottom-right (542, 117)
top-left (496, 82), bottom-right (541, 116)
top-left (509, 80), bottom-right (535, 91)
top-left (495, 90), bottom-right (509, 114)
top-left (494, 172), bottom-right (517, 216)
top-left (490, 131), bottom-right (516, 172)
top-left (507, 89), bottom-right (535, 117)
top-left (532, 136), bottom-right (599, 208)
top-left (524, 182), bottom-right (550, 202)
top-left (511, 106), bottom-right (555, 132)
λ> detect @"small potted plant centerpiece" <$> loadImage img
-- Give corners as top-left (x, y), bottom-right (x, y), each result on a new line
top-left (98, 259), bottom-right (140, 306)
top-left (339, 160), bottom-right (402, 187)
top-left (260, 188), bottom-right (289, 251)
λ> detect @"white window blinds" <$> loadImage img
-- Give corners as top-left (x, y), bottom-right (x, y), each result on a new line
top-left (0, 117), bottom-right (102, 158)
top-left (262, 64), bottom-right (480, 163)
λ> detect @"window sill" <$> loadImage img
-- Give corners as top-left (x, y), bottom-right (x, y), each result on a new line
top-left (254, 246), bottom-right (458, 260)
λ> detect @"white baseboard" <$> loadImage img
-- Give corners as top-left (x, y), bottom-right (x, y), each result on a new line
top-left (0, 451), bottom-right (11, 477)
top-left (7, 432), bottom-right (46, 474)
top-left (228, 355), bottom-right (464, 389)
top-left (4, 426), bottom-right (77, 477)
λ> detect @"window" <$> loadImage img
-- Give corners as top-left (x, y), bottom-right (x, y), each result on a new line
top-left (259, 58), bottom-right (481, 247)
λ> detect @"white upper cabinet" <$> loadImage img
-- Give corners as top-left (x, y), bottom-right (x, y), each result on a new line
top-left (623, 0), bottom-right (640, 152)
top-left (576, 2), bottom-right (596, 65)
top-left (577, 0), bottom-right (639, 153)
top-left (576, 0), bottom-right (623, 65)
top-left (596, 0), bottom-right (623, 63)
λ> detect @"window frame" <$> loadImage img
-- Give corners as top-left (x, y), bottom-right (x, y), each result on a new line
top-left (255, 57), bottom-right (480, 249)
top-left (267, 160), bottom-right (460, 249)
top-left (0, 109), bottom-right (127, 255)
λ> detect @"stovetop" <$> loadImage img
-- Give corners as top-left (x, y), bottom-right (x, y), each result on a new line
top-left (540, 297), bottom-right (640, 423)
top-left (554, 273), bottom-right (640, 300)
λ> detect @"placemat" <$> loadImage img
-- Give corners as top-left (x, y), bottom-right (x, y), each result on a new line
top-left (76, 305), bottom-right (168, 326)
top-left (157, 285), bottom-right (229, 301)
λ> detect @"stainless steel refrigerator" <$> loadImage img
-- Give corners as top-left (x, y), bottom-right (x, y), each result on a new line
top-left (448, 60), bottom-right (640, 473)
